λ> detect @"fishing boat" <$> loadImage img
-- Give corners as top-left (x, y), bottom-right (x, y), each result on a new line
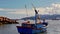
top-left (16, 5), bottom-right (48, 34)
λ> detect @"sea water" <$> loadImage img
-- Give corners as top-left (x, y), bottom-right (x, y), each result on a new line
top-left (0, 20), bottom-right (60, 34)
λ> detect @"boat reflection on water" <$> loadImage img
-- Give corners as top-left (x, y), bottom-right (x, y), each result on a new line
top-left (37, 32), bottom-right (47, 34)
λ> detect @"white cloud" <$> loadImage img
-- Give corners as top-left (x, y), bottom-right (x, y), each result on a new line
top-left (52, 3), bottom-right (60, 8)
top-left (36, 3), bottom-right (60, 15)
top-left (0, 8), bottom-right (20, 11)
top-left (8, 9), bottom-right (35, 17)
top-left (0, 3), bottom-right (60, 16)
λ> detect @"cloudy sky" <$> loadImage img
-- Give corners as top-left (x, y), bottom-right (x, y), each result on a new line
top-left (0, 0), bottom-right (60, 19)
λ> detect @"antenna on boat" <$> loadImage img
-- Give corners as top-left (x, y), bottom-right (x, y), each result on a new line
top-left (25, 4), bottom-right (28, 17)
top-left (25, 4), bottom-right (28, 20)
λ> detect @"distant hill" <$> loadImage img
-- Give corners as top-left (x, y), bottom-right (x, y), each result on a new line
top-left (20, 14), bottom-right (60, 20)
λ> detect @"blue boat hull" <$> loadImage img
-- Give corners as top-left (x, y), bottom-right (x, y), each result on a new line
top-left (16, 26), bottom-right (47, 34)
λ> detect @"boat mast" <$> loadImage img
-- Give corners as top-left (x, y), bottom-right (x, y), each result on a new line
top-left (32, 4), bottom-right (39, 27)
top-left (25, 4), bottom-right (28, 20)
